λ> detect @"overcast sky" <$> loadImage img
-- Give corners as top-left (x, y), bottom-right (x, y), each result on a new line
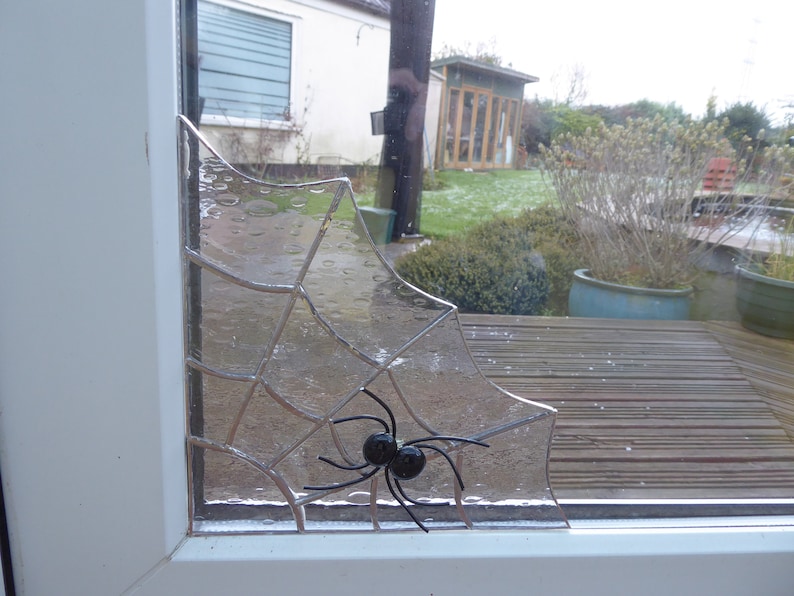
top-left (431, 0), bottom-right (793, 124)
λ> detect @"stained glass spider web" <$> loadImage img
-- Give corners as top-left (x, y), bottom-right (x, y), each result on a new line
top-left (179, 115), bottom-right (568, 533)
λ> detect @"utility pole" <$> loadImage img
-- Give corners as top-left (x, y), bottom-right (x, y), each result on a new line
top-left (375, 0), bottom-right (436, 240)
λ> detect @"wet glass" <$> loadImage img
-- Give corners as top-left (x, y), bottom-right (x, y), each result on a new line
top-left (180, 116), bottom-right (567, 533)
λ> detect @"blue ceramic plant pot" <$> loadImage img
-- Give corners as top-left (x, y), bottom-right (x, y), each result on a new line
top-left (735, 265), bottom-right (794, 339)
top-left (569, 269), bottom-right (693, 320)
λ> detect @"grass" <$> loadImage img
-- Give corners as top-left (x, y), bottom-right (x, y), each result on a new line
top-left (356, 169), bottom-right (556, 239)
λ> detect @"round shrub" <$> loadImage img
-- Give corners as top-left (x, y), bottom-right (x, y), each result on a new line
top-left (395, 205), bottom-right (582, 316)
top-left (513, 205), bottom-right (582, 315)
top-left (396, 216), bottom-right (550, 316)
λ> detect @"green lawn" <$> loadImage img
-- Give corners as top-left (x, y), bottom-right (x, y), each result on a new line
top-left (419, 169), bottom-right (555, 238)
top-left (357, 169), bottom-right (556, 239)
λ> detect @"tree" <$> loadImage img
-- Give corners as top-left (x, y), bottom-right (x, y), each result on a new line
top-left (585, 100), bottom-right (687, 127)
top-left (717, 102), bottom-right (771, 149)
top-left (433, 38), bottom-right (503, 66)
top-left (521, 98), bottom-right (555, 152)
top-left (521, 99), bottom-right (602, 152)
top-left (549, 63), bottom-right (589, 106)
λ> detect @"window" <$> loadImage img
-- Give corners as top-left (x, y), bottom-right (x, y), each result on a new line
top-left (197, 0), bottom-right (292, 123)
top-left (186, 0), bottom-right (794, 533)
top-left (2, 0), bottom-right (794, 594)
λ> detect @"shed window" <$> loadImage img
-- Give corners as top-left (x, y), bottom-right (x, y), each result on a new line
top-left (197, 0), bottom-right (292, 121)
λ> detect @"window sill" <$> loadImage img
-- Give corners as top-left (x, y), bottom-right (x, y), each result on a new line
top-left (199, 113), bottom-right (299, 131)
top-left (132, 525), bottom-right (794, 594)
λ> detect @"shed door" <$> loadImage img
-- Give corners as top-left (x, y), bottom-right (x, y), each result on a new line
top-left (443, 86), bottom-right (516, 170)
top-left (445, 87), bottom-right (489, 169)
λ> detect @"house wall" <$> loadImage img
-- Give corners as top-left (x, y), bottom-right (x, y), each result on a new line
top-left (423, 70), bottom-right (445, 172)
top-left (200, 0), bottom-right (391, 169)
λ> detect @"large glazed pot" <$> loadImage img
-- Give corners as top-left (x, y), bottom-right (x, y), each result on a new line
top-left (735, 265), bottom-right (794, 339)
top-left (569, 269), bottom-right (693, 320)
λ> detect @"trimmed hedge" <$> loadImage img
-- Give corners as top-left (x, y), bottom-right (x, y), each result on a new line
top-left (396, 206), bottom-right (581, 316)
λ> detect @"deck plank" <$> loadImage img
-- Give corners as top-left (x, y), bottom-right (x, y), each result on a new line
top-left (461, 315), bottom-right (794, 501)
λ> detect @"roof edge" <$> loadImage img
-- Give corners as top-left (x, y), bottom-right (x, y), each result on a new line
top-left (327, 0), bottom-right (390, 17)
top-left (432, 55), bottom-right (539, 84)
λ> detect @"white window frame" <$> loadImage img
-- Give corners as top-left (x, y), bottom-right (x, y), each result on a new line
top-left (198, 0), bottom-right (304, 130)
top-left (1, 1), bottom-right (793, 594)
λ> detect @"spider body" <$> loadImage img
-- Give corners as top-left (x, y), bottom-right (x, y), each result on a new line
top-left (363, 432), bottom-right (397, 467)
top-left (304, 388), bottom-right (489, 532)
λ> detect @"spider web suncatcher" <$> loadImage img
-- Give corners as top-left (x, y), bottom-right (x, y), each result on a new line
top-left (179, 115), bottom-right (568, 533)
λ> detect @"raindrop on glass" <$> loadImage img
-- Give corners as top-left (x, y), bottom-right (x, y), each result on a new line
top-left (216, 193), bottom-right (241, 207)
top-left (283, 243), bottom-right (304, 254)
top-left (246, 200), bottom-right (278, 217)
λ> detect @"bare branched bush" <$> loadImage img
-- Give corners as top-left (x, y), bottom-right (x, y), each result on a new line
top-left (540, 116), bottom-right (794, 289)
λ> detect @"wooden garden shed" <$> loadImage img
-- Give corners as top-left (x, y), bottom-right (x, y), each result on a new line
top-left (432, 56), bottom-right (538, 170)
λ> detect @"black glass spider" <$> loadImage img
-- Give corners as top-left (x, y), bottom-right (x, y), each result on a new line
top-left (304, 387), bottom-right (489, 532)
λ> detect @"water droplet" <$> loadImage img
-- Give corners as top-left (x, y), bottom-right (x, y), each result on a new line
top-left (283, 243), bottom-right (304, 254)
top-left (337, 242), bottom-right (355, 251)
top-left (212, 182), bottom-right (228, 191)
top-left (290, 196), bottom-right (308, 208)
top-left (246, 200), bottom-right (278, 217)
top-left (216, 193), bottom-right (240, 206)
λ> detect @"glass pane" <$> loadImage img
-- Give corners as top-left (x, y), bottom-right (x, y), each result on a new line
top-left (506, 99), bottom-right (518, 166)
top-left (486, 96), bottom-right (499, 163)
top-left (496, 98), bottom-right (508, 164)
top-left (180, 116), bottom-right (567, 533)
top-left (445, 88), bottom-right (460, 164)
top-left (458, 90), bottom-right (475, 162)
top-left (471, 93), bottom-right (488, 164)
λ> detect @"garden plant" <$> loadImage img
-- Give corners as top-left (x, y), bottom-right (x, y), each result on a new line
top-left (540, 116), bottom-right (794, 290)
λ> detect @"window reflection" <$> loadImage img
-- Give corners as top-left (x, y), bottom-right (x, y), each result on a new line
top-left (182, 0), bottom-right (794, 530)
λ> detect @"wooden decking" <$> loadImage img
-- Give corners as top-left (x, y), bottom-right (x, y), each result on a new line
top-left (462, 315), bottom-right (794, 503)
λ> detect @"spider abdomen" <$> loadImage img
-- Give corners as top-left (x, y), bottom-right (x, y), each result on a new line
top-left (363, 432), bottom-right (397, 466)
top-left (391, 445), bottom-right (426, 480)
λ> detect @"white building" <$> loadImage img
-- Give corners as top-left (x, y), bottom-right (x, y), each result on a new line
top-left (197, 0), bottom-right (392, 170)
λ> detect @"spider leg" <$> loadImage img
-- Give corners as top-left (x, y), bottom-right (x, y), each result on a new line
top-left (391, 473), bottom-right (446, 507)
top-left (317, 455), bottom-right (369, 471)
top-left (304, 466), bottom-right (379, 492)
top-left (404, 436), bottom-right (490, 449)
top-left (412, 443), bottom-right (467, 491)
top-left (359, 387), bottom-right (397, 437)
top-left (384, 471), bottom-right (428, 533)
top-left (331, 414), bottom-right (390, 433)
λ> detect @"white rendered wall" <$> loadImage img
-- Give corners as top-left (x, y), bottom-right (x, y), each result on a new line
top-left (200, 0), bottom-right (391, 166)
